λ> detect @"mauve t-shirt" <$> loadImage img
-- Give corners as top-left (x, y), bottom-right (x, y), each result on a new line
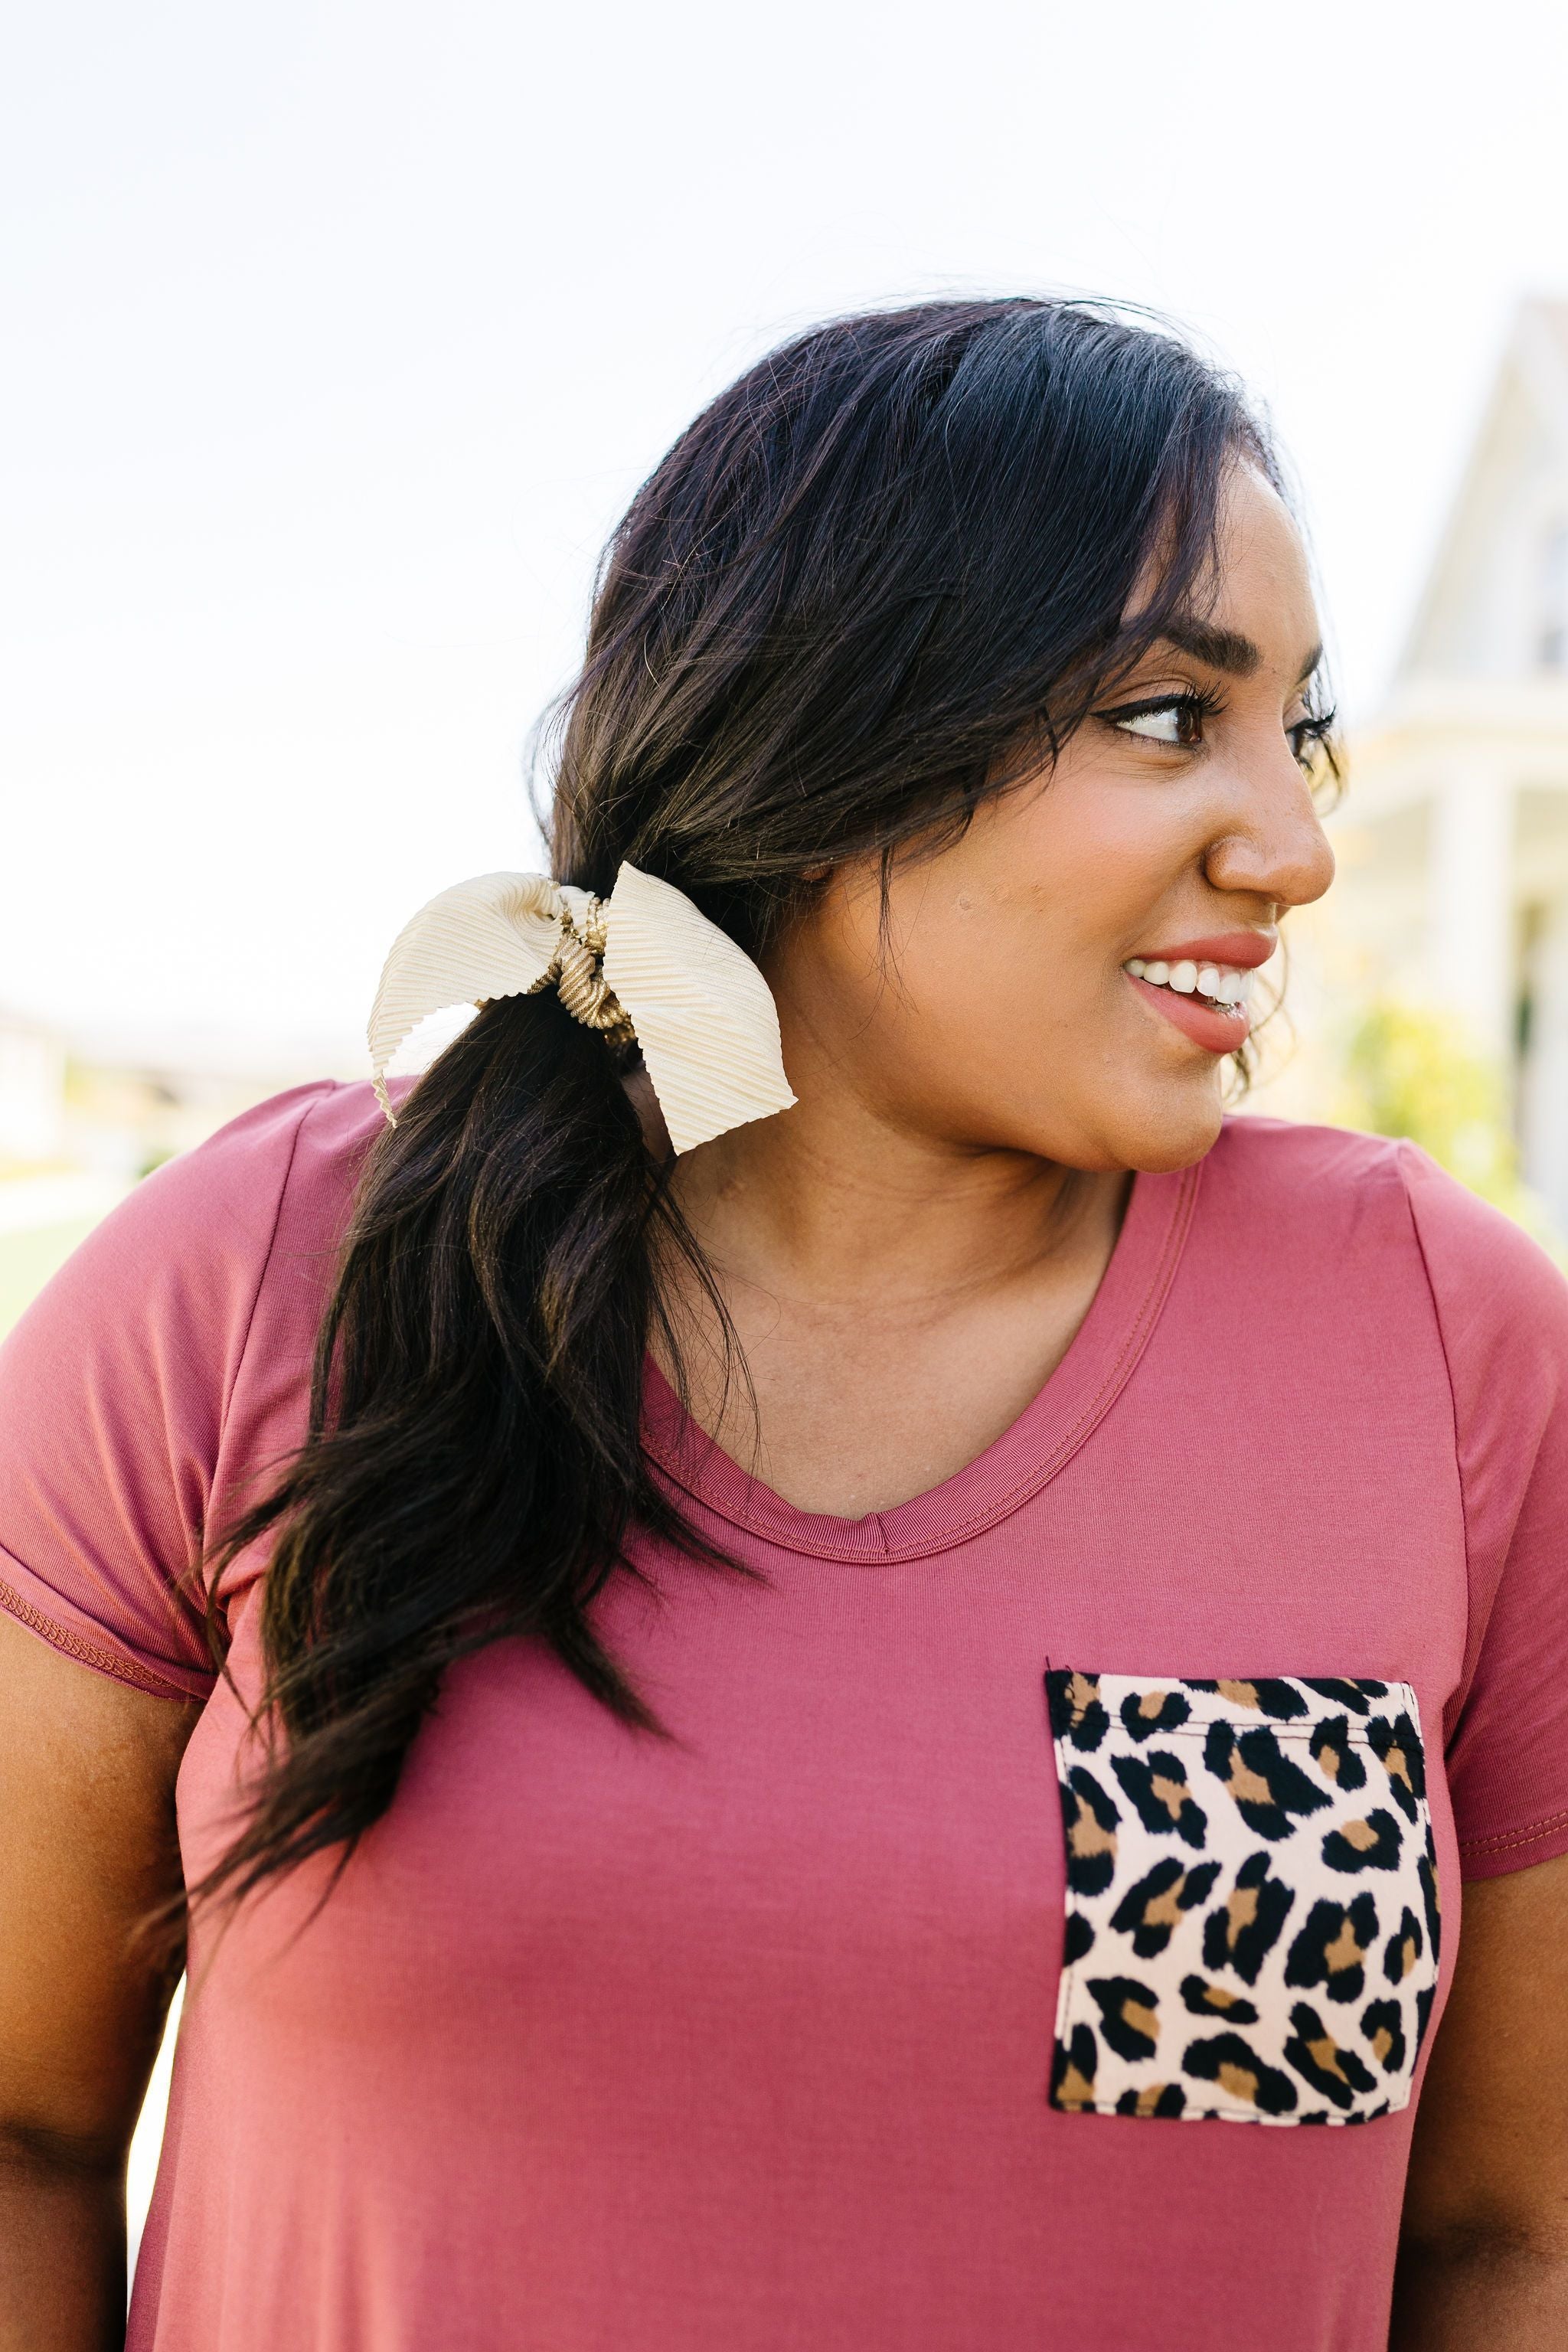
top-left (4, 1083), bottom-right (1568, 2352)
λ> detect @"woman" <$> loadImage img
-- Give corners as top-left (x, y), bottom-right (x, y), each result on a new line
top-left (2, 298), bottom-right (1566, 2352)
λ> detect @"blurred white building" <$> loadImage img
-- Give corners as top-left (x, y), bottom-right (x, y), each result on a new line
top-left (1342, 298), bottom-right (1568, 1228)
top-left (0, 1014), bottom-right (66, 1163)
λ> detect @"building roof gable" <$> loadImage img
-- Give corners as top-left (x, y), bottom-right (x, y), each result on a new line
top-left (1398, 299), bottom-right (1568, 685)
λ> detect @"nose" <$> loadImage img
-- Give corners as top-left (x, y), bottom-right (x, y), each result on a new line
top-left (1204, 749), bottom-right (1336, 912)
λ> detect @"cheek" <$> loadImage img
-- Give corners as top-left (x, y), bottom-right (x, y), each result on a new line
top-left (876, 903), bottom-right (1119, 1103)
top-left (1018, 776), bottom-right (1204, 925)
top-left (825, 888), bottom-right (1031, 1086)
top-left (887, 797), bottom-right (1184, 1013)
top-left (831, 774), bottom-right (1214, 1094)
top-left (984, 739), bottom-right (1207, 905)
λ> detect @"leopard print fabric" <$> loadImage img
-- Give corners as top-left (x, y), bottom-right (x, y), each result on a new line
top-left (1045, 1671), bottom-right (1441, 2125)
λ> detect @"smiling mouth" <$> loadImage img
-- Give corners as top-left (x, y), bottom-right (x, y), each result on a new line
top-left (1121, 955), bottom-right (1258, 1055)
top-left (1123, 954), bottom-right (1254, 1017)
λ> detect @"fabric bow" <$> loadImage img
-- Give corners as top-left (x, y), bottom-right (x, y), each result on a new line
top-left (368, 862), bottom-right (797, 1157)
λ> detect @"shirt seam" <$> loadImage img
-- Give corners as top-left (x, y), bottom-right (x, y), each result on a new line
top-left (984, 1158), bottom-right (1202, 1521)
top-left (1395, 1139), bottom-right (1473, 1746)
top-left (195, 1081), bottom-right (342, 1640)
top-left (217, 1082), bottom-right (340, 1448)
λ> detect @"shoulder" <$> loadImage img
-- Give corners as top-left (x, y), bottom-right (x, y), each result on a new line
top-left (137, 1077), bottom-right (385, 1223)
top-left (1206, 1110), bottom-right (1408, 1206)
top-left (0, 1082), bottom-right (391, 1694)
top-left (3, 1080), bottom-right (389, 1392)
top-left (1207, 1112), bottom-right (1536, 1257)
top-left (107, 1079), bottom-right (388, 1276)
top-left (1194, 1115), bottom-right (1414, 1287)
top-left (1204, 1113), bottom-right (1568, 1396)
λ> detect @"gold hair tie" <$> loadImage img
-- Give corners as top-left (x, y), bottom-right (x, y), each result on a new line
top-left (537, 895), bottom-right (635, 1048)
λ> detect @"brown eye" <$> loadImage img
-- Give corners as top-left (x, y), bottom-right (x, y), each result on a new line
top-left (1110, 695), bottom-right (1205, 747)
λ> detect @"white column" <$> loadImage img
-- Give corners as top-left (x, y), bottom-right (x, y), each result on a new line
top-left (1428, 766), bottom-right (1515, 1061)
top-left (1523, 896), bottom-right (1568, 1233)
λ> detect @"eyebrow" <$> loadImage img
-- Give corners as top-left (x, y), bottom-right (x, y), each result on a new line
top-left (1156, 616), bottom-right (1324, 686)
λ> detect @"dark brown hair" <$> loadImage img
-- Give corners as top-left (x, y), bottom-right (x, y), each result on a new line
top-left (193, 296), bottom-right (1328, 1922)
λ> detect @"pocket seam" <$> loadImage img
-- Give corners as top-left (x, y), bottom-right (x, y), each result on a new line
top-left (1095, 1679), bottom-right (1421, 1752)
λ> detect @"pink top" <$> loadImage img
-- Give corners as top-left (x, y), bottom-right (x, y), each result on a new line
top-left (4, 1083), bottom-right (1568, 2351)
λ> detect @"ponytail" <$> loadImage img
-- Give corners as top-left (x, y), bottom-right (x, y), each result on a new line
top-left (194, 991), bottom-right (729, 1914)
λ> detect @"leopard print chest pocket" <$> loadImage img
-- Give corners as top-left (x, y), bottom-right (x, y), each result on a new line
top-left (1044, 1670), bottom-right (1442, 2126)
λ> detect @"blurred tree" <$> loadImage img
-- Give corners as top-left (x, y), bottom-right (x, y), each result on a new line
top-left (1332, 996), bottom-right (1563, 1259)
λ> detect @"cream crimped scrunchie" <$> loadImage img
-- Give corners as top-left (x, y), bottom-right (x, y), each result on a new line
top-left (368, 862), bottom-right (797, 1157)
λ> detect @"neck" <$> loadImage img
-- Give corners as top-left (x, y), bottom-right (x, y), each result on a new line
top-left (668, 1061), bottom-right (1126, 1322)
top-left (657, 1049), bottom-right (1132, 1516)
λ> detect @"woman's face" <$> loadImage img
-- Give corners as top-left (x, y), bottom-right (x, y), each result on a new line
top-left (773, 462), bottom-right (1336, 1174)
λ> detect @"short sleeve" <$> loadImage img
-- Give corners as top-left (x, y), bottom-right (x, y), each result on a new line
top-left (1401, 1141), bottom-right (1568, 1878)
top-left (0, 1084), bottom-right (337, 1702)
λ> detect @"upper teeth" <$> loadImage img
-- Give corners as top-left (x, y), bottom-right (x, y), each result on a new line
top-left (1125, 956), bottom-right (1250, 1006)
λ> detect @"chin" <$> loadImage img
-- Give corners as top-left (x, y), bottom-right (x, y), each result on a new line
top-left (1101, 1080), bottom-right (1228, 1175)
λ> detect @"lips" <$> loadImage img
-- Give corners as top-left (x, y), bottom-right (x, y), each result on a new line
top-left (1127, 972), bottom-right (1252, 1055)
top-left (1135, 932), bottom-right (1277, 972)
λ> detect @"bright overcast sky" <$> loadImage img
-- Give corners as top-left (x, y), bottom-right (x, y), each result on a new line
top-left (5, 0), bottom-right (1567, 1064)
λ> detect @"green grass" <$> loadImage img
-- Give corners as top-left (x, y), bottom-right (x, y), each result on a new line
top-left (0, 1219), bottom-right (100, 1339)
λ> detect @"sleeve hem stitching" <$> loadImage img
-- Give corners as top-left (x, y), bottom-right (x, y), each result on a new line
top-left (0, 1573), bottom-right (204, 1703)
top-left (1457, 1808), bottom-right (1568, 1856)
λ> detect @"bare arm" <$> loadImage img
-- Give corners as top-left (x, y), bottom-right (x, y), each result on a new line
top-left (1391, 1851), bottom-right (1568, 2348)
top-left (0, 1611), bottom-right (197, 2351)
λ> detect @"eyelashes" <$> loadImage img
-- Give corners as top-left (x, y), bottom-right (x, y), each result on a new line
top-left (1287, 710), bottom-right (1338, 772)
top-left (1098, 687), bottom-right (1226, 750)
top-left (1097, 689), bottom-right (1338, 773)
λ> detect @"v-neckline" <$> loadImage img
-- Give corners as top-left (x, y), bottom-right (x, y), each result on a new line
top-left (640, 1155), bottom-right (1203, 1563)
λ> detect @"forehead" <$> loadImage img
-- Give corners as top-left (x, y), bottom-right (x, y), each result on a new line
top-left (1205, 465), bottom-right (1319, 656)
